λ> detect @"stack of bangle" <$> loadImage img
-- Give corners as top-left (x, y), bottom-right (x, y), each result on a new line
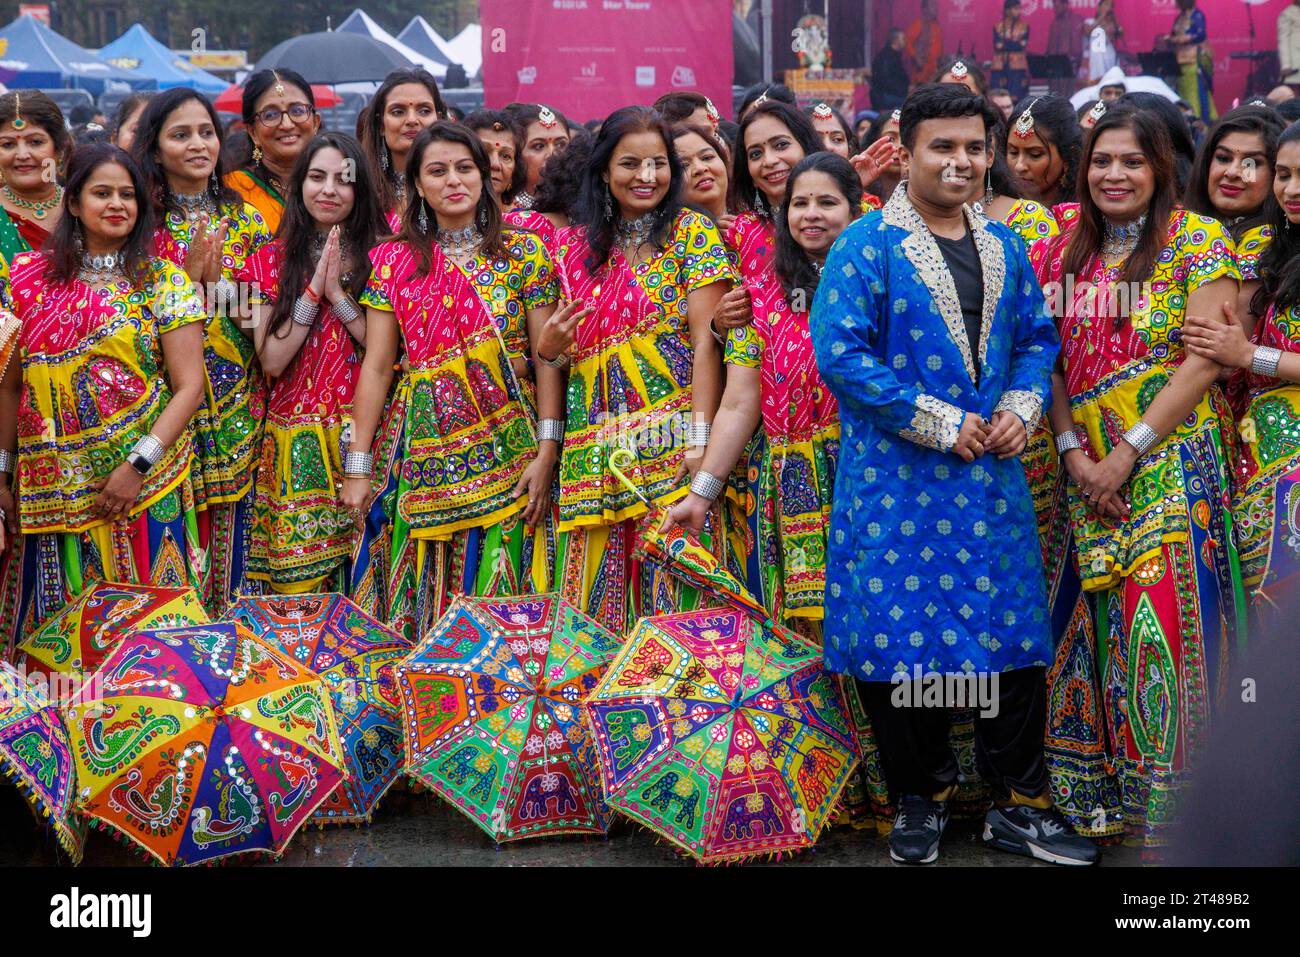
top-left (1252, 345), bottom-right (1283, 378)
top-left (537, 419), bottom-right (565, 443)
top-left (689, 421), bottom-right (711, 448)
top-left (1054, 430), bottom-right (1083, 456)
top-left (689, 469), bottom-right (725, 502)
top-left (0, 448), bottom-right (15, 477)
top-left (333, 295), bottom-right (362, 325)
top-left (538, 349), bottom-right (570, 369)
top-left (1121, 421), bottom-right (1159, 457)
top-left (128, 433), bottom-right (165, 476)
top-left (343, 451), bottom-right (374, 478)
top-left (292, 294), bottom-right (319, 327)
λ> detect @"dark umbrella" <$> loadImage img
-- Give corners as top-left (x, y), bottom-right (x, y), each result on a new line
top-left (255, 31), bottom-right (412, 84)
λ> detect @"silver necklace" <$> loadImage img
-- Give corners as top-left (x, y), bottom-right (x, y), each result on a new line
top-left (436, 224), bottom-right (483, 259)
top-left (515, 191), bottom-right (535, 210)
top-left (616, 212), bottom-right (655, 249)
top-left (1102, 214), bottom-right (1146, 260)
top-left (172, 189), bottom-right (216, 222)
top-left (79, 250), bottom-right (126, 284)
top-left (811, 260), bottom-right (824, 275)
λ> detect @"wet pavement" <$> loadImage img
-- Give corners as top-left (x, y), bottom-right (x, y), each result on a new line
top-left (0, 787), bottom-right (1141, 867)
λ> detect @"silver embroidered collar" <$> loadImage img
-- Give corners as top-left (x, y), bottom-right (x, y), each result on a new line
top-left (616, 212), bottom-right (656, 248)
top-left (172, 190), bottom-right (216, 221)
top-left (436, 224), bottom-right (483, 258)
top-left (79, 250), bottom-right (126, 283)
top-left (1103, 214), bottom-right (1146, 259)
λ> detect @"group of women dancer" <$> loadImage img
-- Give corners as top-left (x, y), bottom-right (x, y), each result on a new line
top-left (0, 66), bottom-right (1294, 860)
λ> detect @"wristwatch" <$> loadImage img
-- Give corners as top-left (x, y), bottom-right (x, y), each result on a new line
top-left (127, 451), bottom-right (154, 476)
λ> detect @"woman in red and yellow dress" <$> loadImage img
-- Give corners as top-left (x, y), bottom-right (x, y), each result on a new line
top-left (0, 92), bottom-right (69, 307)
top-left (226, 69), bottom-right (321, 236)
top-left (237, 132), bottom-right (389, 594)
top-left (0, 144), bottom-right (206, 640)
top-left (134, 88), bottom-right (274, 611)
top-left (346, 122), bottom-right (583, 641)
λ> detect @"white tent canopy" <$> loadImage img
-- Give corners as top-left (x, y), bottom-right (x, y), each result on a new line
top-left (337, 9), bottom-right (447, 79)
top-left (446, 24), bottom-right (481, 78)
top-left (397, 16), bottom-right (458, 67)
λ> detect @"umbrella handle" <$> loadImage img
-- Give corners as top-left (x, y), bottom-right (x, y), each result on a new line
top-left (608, 449), bottom-right (651, 507)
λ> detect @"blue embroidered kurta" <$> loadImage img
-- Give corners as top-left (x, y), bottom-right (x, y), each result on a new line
top-left (809, 190), bottom-right (1060, 679)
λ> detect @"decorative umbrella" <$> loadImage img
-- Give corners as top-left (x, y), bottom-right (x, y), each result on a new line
top-left (396, 594), bottom-right (622, 841)
top-left (66, 621), bottom-right (347, 866)
top-left (0, 662), bottom-right (86, 862)
top-left (212, 82), bottom-right (342, 113)
top-left (584, 607), bottom-right (858, 864)
top-left (227, 594), bottom-right (410, 824)
top-left (18, 581), bottom-right (209, 684)
top-left (254, 31), bottom-right (413, 85)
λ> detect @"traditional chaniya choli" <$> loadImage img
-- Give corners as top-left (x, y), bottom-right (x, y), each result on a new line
top-left (0, 251), bottom-right (207, 640)
top-left (353, 228), bottom-right (557, 642)
top-left (232, 240), bottom-right (362, 593)
top-left (0, 204), bottom-right (52, 309)
top-left (155, 201), bottom-right (273, 612)
top-left (552, 208), bottom-right (734, 636)
top-left (1031, 209), bottom-right (1247, 855)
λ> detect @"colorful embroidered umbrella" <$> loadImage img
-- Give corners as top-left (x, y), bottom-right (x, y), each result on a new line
top-left (584, 607), bottom-right (858, 864)
top-left (65, 621), bottom-right (347, 866)
top-left (396, 594), bottom-right (622, 841)
top-left (227, 593), bottom-right (411, 824)
top-left (18, 581), bottom-right (209, 683)
top-left (0, 662), bottom-right (86, 862)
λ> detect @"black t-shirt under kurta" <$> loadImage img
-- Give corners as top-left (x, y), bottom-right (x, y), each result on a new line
top-left (932, 228), bottom-right (984, 386)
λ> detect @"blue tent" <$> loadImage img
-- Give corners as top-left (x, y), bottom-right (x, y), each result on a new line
top-left (0, 15), bottom-right (155, 94)
top-left (98, 24), bottom-right (227, 94)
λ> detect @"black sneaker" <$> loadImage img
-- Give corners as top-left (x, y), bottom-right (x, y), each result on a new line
top-left (888, 794), bottom-right (949, 864)
top-left (983, 804), bottom-right (1100, 866)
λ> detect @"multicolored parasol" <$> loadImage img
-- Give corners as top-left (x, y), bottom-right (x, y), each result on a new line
top-left (66, 621), bottom-right (347, 865)
top-left (584, 607), bottom-right (858, 863)
top-left (396, 594), bottom-right (623, 841)
top-left (0, 662), bottom-right (86, 862)
top-left (18, 581), bottom-right (209, 682)
top-left (227, 594), bottom-right (411, 824)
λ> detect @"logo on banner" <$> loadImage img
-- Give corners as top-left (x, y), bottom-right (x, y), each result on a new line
top-left (517, 66), bottom-right (538, 84)
top-left (671, 65), bottom-right (696, 87)
top-left (582, 62), bottom-right (597, 78)
top-left (949, 0), bottom-right (976, 21)
top-left (636, 66), bottom-right (656, 87)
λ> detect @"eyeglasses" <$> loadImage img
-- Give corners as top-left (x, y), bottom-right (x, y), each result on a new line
top-left (254, 103), bottom-right (315, 128)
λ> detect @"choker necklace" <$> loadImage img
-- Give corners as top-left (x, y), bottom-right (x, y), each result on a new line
top-left (1103, 214), bottom-right (1146, 260)
top-left (514, 191), bottom-right (535, 211)
top-left (436, 224), bottom-right (483, 258)
top-left (3, 182), bottom-right (62, 220)
top-left (172, 189), bottom-right (216, 221)
top-left (394, 178), bottom-right (407, 203)
top-left (79, 250), bottom-right (125, 284)
top-left (617, 212), bottom-right (655, 249)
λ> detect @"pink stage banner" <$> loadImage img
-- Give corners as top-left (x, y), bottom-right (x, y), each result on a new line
top-left (878, 0), bottom-right (1289, 113)
top-left (480, 0), bottom-right (734, 121)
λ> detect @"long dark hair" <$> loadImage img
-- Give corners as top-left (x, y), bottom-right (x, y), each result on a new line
top-left (574, 106), bottom-right (683, 273)
top-left (46, 143), bottom-right (155, 284)
top-left (1185, 105), bottom-right (1284, 239)
top-left (464, 109), bottom-right (525, 204)
top-left (1006, 94), bottom-right (1081, 203)
top-left (0, 90), bottom-right (71, 167)
top-left (111, 92), bottom-right (152, 144)
top-left (131, 88), bottom-right (240, 216)
top-left (394, 121), bottom-right (506, 277)
top-left (1251, 122), bottom-right (1300, 318)
top-left (1062, 107), bottom-right (1177, 289)
top-left (1116, 92), bottom-right (1196, 195)
top-left (775, 152), bottom-right (861, 303)
top-left (265, 132), bottom-right (388, 339)
top-left (361, 69), bottom-right (447, 212)
top-left (533, 129), bottom-right (593, 218)
top-left (729, 100), bottom-right (822, 216)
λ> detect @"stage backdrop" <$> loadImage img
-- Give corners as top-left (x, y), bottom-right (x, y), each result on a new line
top-left (874, 0), bottom-right (1288, 112)
top-left (480, 0), bottom-right (734, 121)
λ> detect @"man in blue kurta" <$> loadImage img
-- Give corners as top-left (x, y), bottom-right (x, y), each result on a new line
top-left (810, 84), bottom-right (1097, 866)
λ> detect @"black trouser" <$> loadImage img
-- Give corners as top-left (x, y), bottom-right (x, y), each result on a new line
top-left (855, 666), bottom-right (1049, 801)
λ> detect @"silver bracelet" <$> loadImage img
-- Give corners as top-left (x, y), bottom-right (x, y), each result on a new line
top-left (538, 349), bottom-right (570, 369)
top-left (0, 449), bottom-right (14, 476)
top-left (689, 469), bottom-right (726, 502)
top-left (292, 295), bottom-right (319, 327)
top-left (342, 451), bottom-right (374, 478)
top-left (132, 433), bottom-right (165, 467)
top-left (537, 418), bottom-right (565, 443)
top-left (1252, 345), bottom-right (1283, 378)
top-left (689, 421), bottom-right (711, 448)
top-left (333, 295), bottom-right (362, 325)
top-left (1054, 430), bottom-right (1083, 456)
top-left (1121, 421), bottom-right (1160, 457)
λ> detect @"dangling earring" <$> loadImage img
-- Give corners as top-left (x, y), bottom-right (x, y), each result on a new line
top-left (417, 197), bottom-right (428, 233)
top-left (603, 185), bottom-right (613, 220)
top-left (380, 143), bottom-right (390, 172)
top-left (754, 192), bottom-right (766, 215)
top-left (252, 142), bottom-right (263, 164)
top-left (209, 170), bottom-right (218, 194)
top-left (477, 204), bottom-right (488, 229)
